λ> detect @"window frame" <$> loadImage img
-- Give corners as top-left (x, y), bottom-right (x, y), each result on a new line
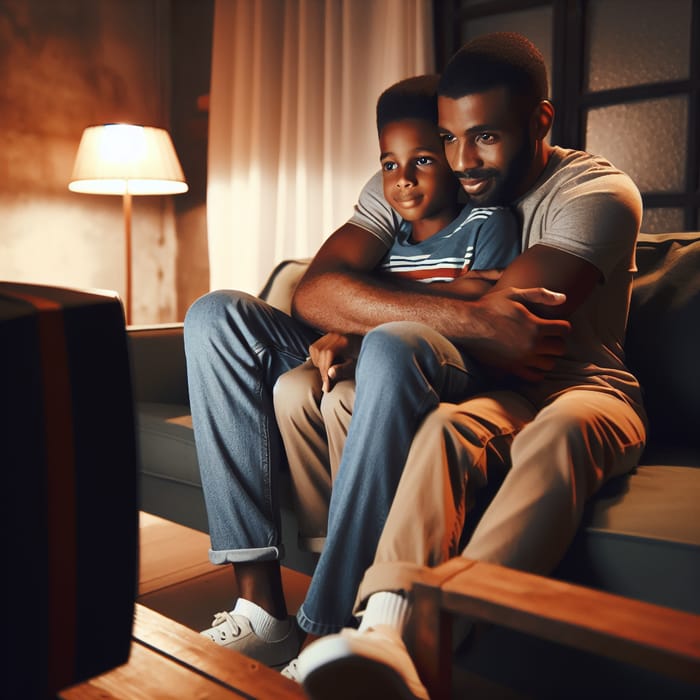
top-left (432, 0), bottom-right (700, 230)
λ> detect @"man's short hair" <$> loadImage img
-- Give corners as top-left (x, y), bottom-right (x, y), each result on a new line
top-left (438, 32), bottom-right (548, 106)
top-left (376, 74), bottom-right (441, 136)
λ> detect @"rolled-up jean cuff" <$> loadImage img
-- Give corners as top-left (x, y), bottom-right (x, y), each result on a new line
top-left (298, 535), bottom-right (326, 554)
top-left (209, 544), bottom-right (283, 565)
top-left (353, 557), bottom-right (477, 616)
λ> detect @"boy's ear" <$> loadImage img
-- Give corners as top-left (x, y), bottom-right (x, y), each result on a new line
top-left (531, 100), bottom-right (554, 140)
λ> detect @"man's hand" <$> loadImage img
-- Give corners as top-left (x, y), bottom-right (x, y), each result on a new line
top-left (308, 332), bottom-right (362, 392)
top-left (468, 286), bottom-right (570, 381)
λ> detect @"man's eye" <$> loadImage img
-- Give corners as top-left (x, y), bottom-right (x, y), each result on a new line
top-left (476, 133), bottom-right (497, 145)
top-left (416, 156), bottom-right (433, 166)
top-left (382, 162), bottom-right (397, 171)
top-left (440, 133), bottom-right (456, 144)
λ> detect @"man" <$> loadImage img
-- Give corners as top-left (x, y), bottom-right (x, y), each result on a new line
top-left (182, 71), bottom-right (545, 672)
top-left (294, 32), bottom-right (647, 699)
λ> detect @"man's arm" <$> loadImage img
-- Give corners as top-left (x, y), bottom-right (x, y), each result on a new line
top-left (490, 243), bottom-right (601, 318)
top-left (292, 223), bottom-right (571, 381)
top-left (292, 222), bottom-right (503, 334)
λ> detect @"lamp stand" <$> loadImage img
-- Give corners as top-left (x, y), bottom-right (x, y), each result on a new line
top-left (123, 191), bottom-right (132, 325)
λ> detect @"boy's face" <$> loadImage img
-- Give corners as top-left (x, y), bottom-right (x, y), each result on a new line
top-left (379, 118), bottom-right (459, 222)
top-left (438, 86), bottom-right (535, 206)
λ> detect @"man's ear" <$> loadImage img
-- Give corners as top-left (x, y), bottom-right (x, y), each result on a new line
top-left (531, 100), bottom-right (554, 140)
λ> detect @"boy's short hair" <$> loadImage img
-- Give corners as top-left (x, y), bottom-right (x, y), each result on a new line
top-left (438, 32), bottom-right (548, 107)
top-left (376, 74), bottom-right (441, 136)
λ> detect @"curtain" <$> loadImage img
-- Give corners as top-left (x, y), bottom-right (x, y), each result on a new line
top-left (207, 0), bottom-right (434, 294)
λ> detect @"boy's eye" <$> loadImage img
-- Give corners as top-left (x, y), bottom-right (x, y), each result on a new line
top-left (416, 156), bottom-right (433, 166)
top-left (382, 161), bottom-right (397, 171)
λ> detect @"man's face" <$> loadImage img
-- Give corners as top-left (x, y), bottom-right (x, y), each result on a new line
top-left (379, 118), bottom-right (459, 223)
top-left (438, 86), bottom-right (535, 206)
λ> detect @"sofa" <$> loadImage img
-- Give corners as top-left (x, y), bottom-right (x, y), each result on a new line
top-left (128, 232), bottom-right (700, 618)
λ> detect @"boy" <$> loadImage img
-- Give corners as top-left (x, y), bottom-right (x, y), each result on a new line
top-left (290, 73), bottom-right (520, 392)
top-left (185, 74), bottom-right (523, 674)
top-left (269, 74), bottom-right (520, 672)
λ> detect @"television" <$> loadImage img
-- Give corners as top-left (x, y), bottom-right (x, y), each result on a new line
top-left (0, 283), bottom-right (138, 698)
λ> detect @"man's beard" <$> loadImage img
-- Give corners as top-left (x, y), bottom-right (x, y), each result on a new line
top-left (470, 132), bottom-right (535, 207)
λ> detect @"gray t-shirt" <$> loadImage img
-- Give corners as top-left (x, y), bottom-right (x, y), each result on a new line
top-left (349, 148), bottom-right (644, 409)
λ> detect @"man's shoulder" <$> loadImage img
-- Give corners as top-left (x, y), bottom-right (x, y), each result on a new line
top-left (527, 146), bottom-right (641, 215)
top-left (547, 146), bottom-right (638, 191)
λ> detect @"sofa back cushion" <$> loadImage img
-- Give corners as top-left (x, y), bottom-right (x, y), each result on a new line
top-left (259, 258), bottom-right (311, 314)
top-left (625, 232), bottom-right (700, 448)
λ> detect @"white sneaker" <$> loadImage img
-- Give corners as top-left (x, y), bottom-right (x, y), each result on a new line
top-left (280, 657), bottom-right (301, 682)
top-left (297, 625), bottom-right (429, 700)
top-left (200, 611), bottom-right (300, 669)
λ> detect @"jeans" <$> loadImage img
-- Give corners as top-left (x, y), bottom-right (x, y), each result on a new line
top-left (184, 291), bottom-right (319, 557)
top-left (184, 291), bottom-right (483, 634)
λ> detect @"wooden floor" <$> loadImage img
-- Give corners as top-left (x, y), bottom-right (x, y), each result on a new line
top-left (137, 511), bottom-right (311, 633)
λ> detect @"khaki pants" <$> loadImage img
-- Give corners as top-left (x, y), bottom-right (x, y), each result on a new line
top-left (274, 360), bottom-right (356, 553)
top-left (356, 388), bottom-right (646, 611)
top-left (275, 365), bottom-right (647, 616)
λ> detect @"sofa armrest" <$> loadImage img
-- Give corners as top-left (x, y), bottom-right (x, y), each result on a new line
top-left (127, 323), bottom-right (189, 405)
top-left (408, 558), bottom-right (700, 699)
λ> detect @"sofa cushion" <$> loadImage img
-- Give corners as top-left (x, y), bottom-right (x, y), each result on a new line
top-left (625, 232), bottom-right (700, 447)
top-left (567, 463), bottom-right (700, 614)
top-left (138, 402), bottom-right (200, 487)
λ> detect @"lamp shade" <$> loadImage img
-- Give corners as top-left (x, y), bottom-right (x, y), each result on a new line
top-left (69, 124), bottom-right (188, 195)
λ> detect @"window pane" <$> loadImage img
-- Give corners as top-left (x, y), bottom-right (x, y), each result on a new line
top-left (586, 0), bottom-right (691, 91)
top-left (641, 208), bottom-right (685, 234)
top-left (585, 96), bottom-right (687, 193)
top-left (462, 7), bottom-right (553, 97)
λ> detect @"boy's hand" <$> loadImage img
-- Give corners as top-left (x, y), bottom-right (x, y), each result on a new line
top-left (308, 333), bottom-right (362, 392)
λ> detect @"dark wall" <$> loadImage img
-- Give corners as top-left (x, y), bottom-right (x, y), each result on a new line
top-left (0, 0), bottom-right (213, 322)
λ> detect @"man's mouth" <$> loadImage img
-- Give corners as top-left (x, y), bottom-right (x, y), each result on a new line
top-left (455, 170), bottom-right (496, 198)
top-left (459, 177), bottom-right (491, 197)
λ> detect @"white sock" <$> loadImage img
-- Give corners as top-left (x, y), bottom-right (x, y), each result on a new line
top-left (358, 591), bottom-right (410, 634)
top-left (233, 598), bottom-right (291, 641)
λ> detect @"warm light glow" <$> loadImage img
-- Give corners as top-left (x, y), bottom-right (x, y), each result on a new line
top-left (69, 124), bottom-right (188, 195)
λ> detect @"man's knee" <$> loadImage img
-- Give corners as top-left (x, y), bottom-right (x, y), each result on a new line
top-left (320, 379), bottom-right (355, 424)
top-left (510, 401), bottom-right (604, 497)
top-left (273, 364), bottom-right (322, 421)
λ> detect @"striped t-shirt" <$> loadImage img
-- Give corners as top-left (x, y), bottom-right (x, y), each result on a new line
top-left (378, 203), bottom-right (520, 282)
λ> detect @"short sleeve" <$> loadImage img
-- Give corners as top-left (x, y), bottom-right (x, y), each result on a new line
top-left (347, 171), bottom-right (401, 248)
top-left (542, 172), bottom-right (642, 278)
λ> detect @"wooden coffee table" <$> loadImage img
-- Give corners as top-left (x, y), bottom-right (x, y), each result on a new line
top-left (59, 513), bottom-right (309, 698)
top-left (59, 603), bottom-right (306, 698)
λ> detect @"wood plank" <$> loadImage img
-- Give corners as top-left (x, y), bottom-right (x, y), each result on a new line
top-left (59, 641), bottom-right (247, 699)
top-left (133, 603), bottom-right (307, 699)
top-left (438, 560), bottom-right (700, 684)
top-left (138, 511), bottom-right (219, 595)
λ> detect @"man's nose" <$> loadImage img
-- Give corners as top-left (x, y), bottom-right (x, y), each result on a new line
top-left (450, 140), bottom-right (481, 173)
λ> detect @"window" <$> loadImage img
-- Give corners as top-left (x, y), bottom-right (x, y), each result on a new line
top-left (433, 0), bottom-right (699, 232)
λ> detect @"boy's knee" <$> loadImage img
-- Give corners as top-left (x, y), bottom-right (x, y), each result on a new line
top-left (359, 321), bottom-right (429, 366)
top-left (185, 290), bottom-right (261, 339)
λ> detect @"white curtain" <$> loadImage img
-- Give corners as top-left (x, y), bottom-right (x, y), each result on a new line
top-left (207, 0), bottom-right (434, 293)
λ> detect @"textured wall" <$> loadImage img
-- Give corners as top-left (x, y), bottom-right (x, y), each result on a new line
top-left (0, 0), bottom-right (209, 323)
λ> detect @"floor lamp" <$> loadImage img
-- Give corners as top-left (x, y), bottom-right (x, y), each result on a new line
top-left (69, 124), bottom-right (188, 324)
